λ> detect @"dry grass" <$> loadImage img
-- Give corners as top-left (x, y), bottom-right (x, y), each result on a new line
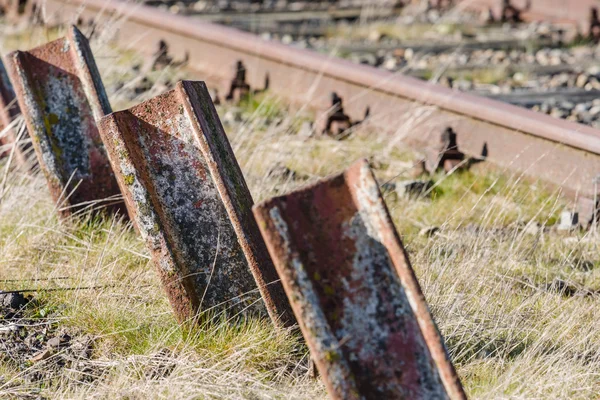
top-left (1, 15), bottom-right (600, 400)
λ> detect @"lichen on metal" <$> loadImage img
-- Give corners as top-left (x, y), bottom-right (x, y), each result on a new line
top-left (253, 159), bottom-right (466, 400)
top-left (6, 25), bottom-right (124, 217)
top-left (97, 80), bottom-right (295, 326)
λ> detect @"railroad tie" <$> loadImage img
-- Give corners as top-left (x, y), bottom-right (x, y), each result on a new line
top-left (253, 159), bottom-right (466, 400)
top-left (97, 80), bottom-right (295, 327)
top-left (6, 25), bottom-right (126, 218)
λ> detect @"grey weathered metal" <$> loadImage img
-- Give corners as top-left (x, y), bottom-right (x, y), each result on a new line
top-left (6, 25), bottom-right (125, 217)
top-left (97, 80), bottom-right (294, 326)
top-left (253, 159), bottom-right (466, 400)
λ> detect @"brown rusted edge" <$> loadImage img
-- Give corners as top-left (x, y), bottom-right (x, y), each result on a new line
top-left (6, 25), bottom-right (126, 219)
top-left (180, 80), bottom-right (295, 327)
top-left (253, 159), bottom-right (466, 400)
top-left (97, 80), bottom-right (295, 327)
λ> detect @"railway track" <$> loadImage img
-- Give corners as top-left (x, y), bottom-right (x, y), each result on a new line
top-left (36, 0), bottom-right (600, 223)
top-left (456, 0), bottom-right (600, 32)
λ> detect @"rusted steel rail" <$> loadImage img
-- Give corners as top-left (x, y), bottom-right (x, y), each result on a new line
top-left (254, 159), bottom-right (465, 399)
top-left (6, 25), bottom-right (126, 218)
top-left (98, 80), bottom-right (294, 326)
top-left (456, 0), bottom-right (599, 32)
top-left (40, 0), bottom-right (600, 222)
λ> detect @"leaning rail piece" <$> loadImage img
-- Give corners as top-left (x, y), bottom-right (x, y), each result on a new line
top-left (6, 25), bottom-right (125, 217)
top-left (98, 80), bottom-right (294, 326)
top-left (41, 0), bottom-right (600, 221)
top-left (253, 159), bottom-right (465, 400)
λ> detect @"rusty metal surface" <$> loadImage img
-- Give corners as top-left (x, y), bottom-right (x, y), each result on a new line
top-left (98, 80), bottom-right (294, 326)
top-left (6, 25), bottom-right (125, 217)
top-left (253, 159), bottom-right (465, 400)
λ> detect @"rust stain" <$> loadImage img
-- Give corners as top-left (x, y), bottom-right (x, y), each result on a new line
top-left (5, 25), bottom-right (125, 218)
top-left (97, 80), bottom-right (295, 326)
top-left (253, 159), bottom-right (466, 399)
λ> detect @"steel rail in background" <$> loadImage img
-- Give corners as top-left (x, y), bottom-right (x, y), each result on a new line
top-left (38, 0), bottom-right (600, 220)
top-left (456, 0), bottom-right (599, 31)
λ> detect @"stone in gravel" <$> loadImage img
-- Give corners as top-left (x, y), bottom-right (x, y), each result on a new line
top-left (513, 72), bottom-right (525, 82)
top-left (550, 108), bottom-right (567, 119)
top-left (192, 1), bottom-right (207, 11)
top-left (383, 57), bottom-right (397, 70)
top-left (535, 51), bottom-right (549, 65)
top-left (589, 105), bottom-right (600, 117)
top-left (588, 66), bottom-right (600, 76)
top-left (396, 179), bottom-right (433, 199)
top-left (574, 103), bottom-right (590, 113)
top-left (576, 74), bottom-right (589, 88)
top-left (579, 112), bottom-right (594, 125)
top-left (560, 101), bottom-right (575, 110)
top-left (368, 30), bottom-right (381, 42)
top-left (0, 292), bottom-right (28, 311)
